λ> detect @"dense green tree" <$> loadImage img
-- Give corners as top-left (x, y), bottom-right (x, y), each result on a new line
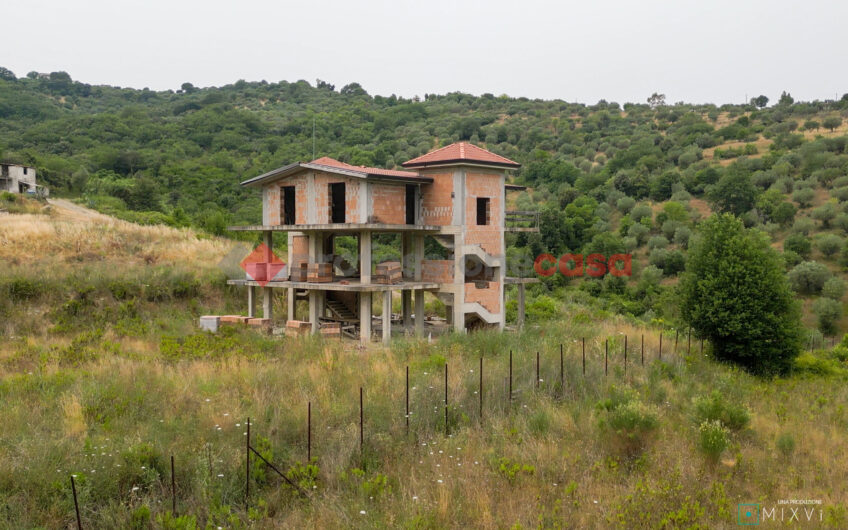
top-left (787, 261), bottom-right (831, 294)
top-left (816, 234), bottom-right (842, 257)
top-left (822, 117), bottom-right (842, 132)
top-left (783, 233), bottom-right (811, 258)
top-left (709, 171), bottom-right (758, 216)
top-left (812, 297), bottom-right (841, 335)
top-left (680, 214), bottom-right (801, 375)
top-left (751, 95), bottom-right (769, 108)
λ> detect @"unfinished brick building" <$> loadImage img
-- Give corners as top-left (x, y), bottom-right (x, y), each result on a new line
top-left (227, 142), bottom-right (539, 343)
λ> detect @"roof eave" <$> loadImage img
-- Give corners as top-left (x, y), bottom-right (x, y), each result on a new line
top-left (402, 159), bottom-right (521, 170)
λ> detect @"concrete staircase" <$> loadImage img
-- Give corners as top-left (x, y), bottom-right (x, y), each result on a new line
top-left (326, 294), bottom-right (357, 321)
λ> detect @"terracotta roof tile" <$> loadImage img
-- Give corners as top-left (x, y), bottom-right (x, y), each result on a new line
top-left (401, 142), bottom-right (520, 168)
top-left (309, 156), bottom-right (422, 178)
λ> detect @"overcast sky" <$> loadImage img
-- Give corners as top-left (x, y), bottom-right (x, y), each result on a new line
top-left (5, 0), bottom-right (847, 105)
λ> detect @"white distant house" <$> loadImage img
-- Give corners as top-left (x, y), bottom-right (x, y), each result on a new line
top-left (1, 163), bottom-right (48, 196)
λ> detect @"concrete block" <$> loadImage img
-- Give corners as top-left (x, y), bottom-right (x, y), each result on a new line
top-left (199, 315), bottom-right (220, 332)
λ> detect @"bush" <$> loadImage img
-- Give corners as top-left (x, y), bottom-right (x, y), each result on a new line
top-left (791, 217), bottom-right (815, 234)
top-left (647, 235), bottom-right (669, 250)
top-left (822, 277), bottom-right (846, 300)
top-left (792, 188), bottom-right (816, 208)
top-left (812, 297), bottom-right (842, 334)
top-left (812, 203), bottom-right (838, 227)
top-left (697, 420), bottom-right (730, 463)
top-left (616, 196), bottom-right (636, 213)
top-left (692, 390), bottom-right (751, 431)
top-left (776, 432), bottom-right (796, 458)
top-left (787, 261), bottom-right (831, 294)
top-left (771, 201), bottom-right (797, 226)
top-left (817, 234), bottom-right (843, 258)
top-left (783, 233), bottom-right (811, 257)
top-left (597, 394), bottom-right (659, 457)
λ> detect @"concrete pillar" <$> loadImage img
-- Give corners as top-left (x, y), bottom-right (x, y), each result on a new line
top-left (414, 290), bottom-right (425, 336)
top-left (413, 233), bottom-right (424, 281)
top-left (263, 287), bottom-right (272, 320)
top-left (309, 291), bottom-right (319, 334)
top-left (248, 286), bottom-right (256, 318)
top-left (382, 290), bottom-right (392, 345)
top-left (287, 287), bottom-right (295, 321)
top-left (402, 290), bottom-right (412, 329)
top-left (453, 292), bottom-right (464, 333)
top-left (360, 231), bottom-right (371, 283)
top-left (517, 283), bottom-right (526, 328)
top-left (360, 292), bottom-right (372, 344)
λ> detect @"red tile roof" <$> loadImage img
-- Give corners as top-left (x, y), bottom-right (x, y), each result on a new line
top-left (309, 156), bottom-right (422, 178)
top-left (401, 142), bottom-right (520, 168)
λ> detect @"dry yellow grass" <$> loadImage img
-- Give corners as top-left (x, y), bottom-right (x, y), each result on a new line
top-left (0, 204), bottom-right (235, 267)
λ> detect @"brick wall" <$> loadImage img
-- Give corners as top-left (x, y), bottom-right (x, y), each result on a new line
top-left (422, 260), bottom-right (454, 283)
top-left (465, 281), bottom-right (501, 314)
top-left (420, 171), bottom-right (454, 226)
top-left (465, 172), bottom-right (504, 255)
top-left (291, 235), bottom-right (309, 269)
top-left (370, 182), bottom-right (406, 224)
top-left (265, 175), bottom-right (307, 225)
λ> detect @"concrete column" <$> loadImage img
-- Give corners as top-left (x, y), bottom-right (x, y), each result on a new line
top-left (263, 287), bottom-right (272, 320)
top-left (287, 287), bottom-right (295, 321)
top-left (248, 286), bottom-right (256, 318)
top-left (360, 292), bottom-right (372, 344)
top-left (402, 290), bottom-right (412, 329)
top-left (309, 291), bottom-right (319, 334)
top-left (453, 292), bottom-right (464, 333)
top-left (414, 290), bottom-right (425, 336)
top-left (360, 231), bottom-right (372, 283)
top-left (413, 233), bottom-right (424, 281)
top-left (382, 290), bottom-right (392, 345)
top-left (517, 283), bottom-right (526, 328)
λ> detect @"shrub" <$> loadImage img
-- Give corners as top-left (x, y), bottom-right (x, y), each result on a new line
top-left (822, 277), bottom-right (846, 300)
top-left (597, 392), bottom-right (659, 457)
top-left (792, 188), bottom-right (816, 208)
top-left (527, 295), bottom-right (559, 322)
top-left (630, 204), bottom-right (653, 223)
top-left (817, 234), bottom-right (843, 258)
top-left (692, 391), bottom-right (750, 431)
top-left (697, 420), bottom-right (730, 463)
top-left (812, 297), bottom-right (842, 334)
top-left (787, 261), bottom-right (831, 294)
top-left (616, 196), bottom-right (636, 213)
top-left (771, 201), bottom-right (796, 226)
top-left (811, 203), bottom-right (838, 227)
top-left (673, 226), bottom-right (692, 248)
top-left (776, 432), bottom-right (796, 458)
top-left (783, 233), bottom-right (811, 257)
top-left (647, 235), bottom-right (669, 250)
top-left (791, 217), bottom-right (815, 234)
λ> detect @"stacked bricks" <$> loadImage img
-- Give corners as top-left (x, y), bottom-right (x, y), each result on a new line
top-left (307, 263), bottom-right (333, 283)
top-left (290, 262), bottom-right (309, 282)
top-left (320, 322), bottom-right (341, 337)
top-left (375, 261), bottom-right (402, 284)
top-left (286, 320), bottom-right (311, 337)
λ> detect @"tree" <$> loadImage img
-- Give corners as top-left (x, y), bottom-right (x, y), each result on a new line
top-left (803, 120), bottom-right (819, 131)
top-left (816, 234), bottom-right (842, 258)
top-left (822, 117), bottom-right (842, 132)
top-left (822, 277), bottom-right (847, 300)
top-left (0, 66), bottom-right (15, 81)
top-left (778, 91), bottom-right (794, 105)
top-left (791, 188), bottom-right (815, 208)
top-left (680, 214), bottom-right (802, 375)
top-left (783, 233), bottom-right (811, 258)
top-left (708, 171), bottom-right (758, 216)
top-left (811, 202), bottom-right (837, 228)
top-left (647, 92), bottom-right (666, 109)
top-left (180, 82), bottom-right (197, 94)
top-left (771, 202), bottom-right (796, 226)
top-left (812, 297), bottom-right (841, 335)
top-left (787, 261), bottom-right (830, 294)
top-left (750, 95), bottom-right (769, 108)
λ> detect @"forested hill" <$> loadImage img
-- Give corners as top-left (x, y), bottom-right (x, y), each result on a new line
top-left (4, 69), bottom-right (848, 328)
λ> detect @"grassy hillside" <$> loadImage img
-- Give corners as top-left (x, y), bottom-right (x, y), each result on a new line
top-left (2, 196), bottom-right (848, 528)
top-left (3, 73), bottom-right (848, 336)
